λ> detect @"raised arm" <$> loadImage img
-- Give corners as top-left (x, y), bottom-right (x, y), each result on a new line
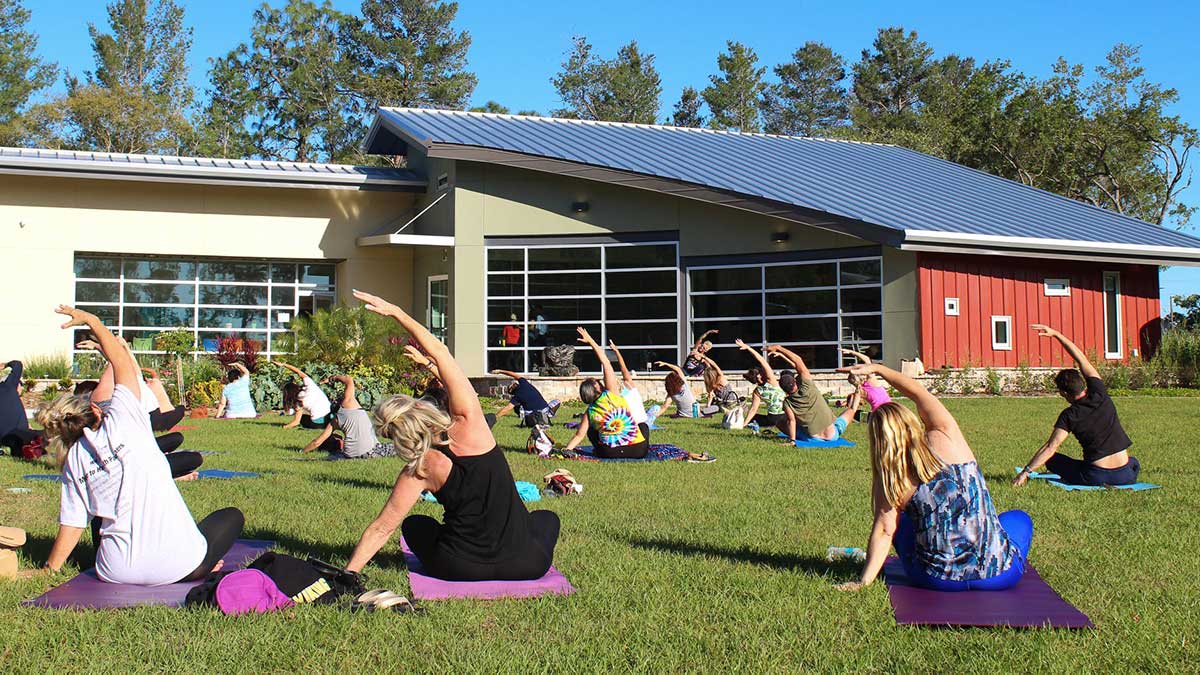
top-left (490, 369), bottom-right (522, 381)
top-left (653, 361), bottom-right (685, 379)
top-left (232, 362), bottom-right (250, 376)
top-left (841, 348), bottom-right (872, 365)
top-left (3, 360), bottom-right (22, 389)
top-left (577, 328), bottom-right (619, 393)
top-left (56, 306), bottom-right (137, 392)
top-left (330, 374), bottom-right (358, 409)
top-left (1032, 324), bottom-right (1099, 379)
top-left (736, 339), bottom-right (777, 385)
top-left (274, 361), bottom-right (309, 380)
top-left (840, 363), bottom-right (960, 437)
top-left (767, 345), bottom-right (812, 381)
top-left (699, 354), bottom-right (724, 378)
top-left (693, 329), bottom-right (718, 350)
top-left (608, 340), bottom-right (635, 387)
top-left (405, 345), bottom-right (442, 383)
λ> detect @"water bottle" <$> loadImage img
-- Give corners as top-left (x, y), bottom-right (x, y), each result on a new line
top-left (826, 546), bottom-right (866, 562)
top-left (692, 402), bottom-right (700, 418)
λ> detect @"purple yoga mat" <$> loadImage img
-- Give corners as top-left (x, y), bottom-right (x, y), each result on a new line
top-left (400, 538), bottom-right (575, 601)
top-left (23, 539), bottom-right (275, 610)
top-left (883, 557), bottom-right (1093, 629)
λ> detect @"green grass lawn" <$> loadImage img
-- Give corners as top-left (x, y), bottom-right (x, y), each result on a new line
top-left (2, 397), bottom-right (1198, 671)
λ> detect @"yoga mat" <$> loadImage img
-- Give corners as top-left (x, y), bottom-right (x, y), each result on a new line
top-left (776, 432), bottom-right (856, 448)
top-left (168, 425), bottom-right (199, 432)
top-left (23, 474), bottom-right (62, 482)
top-left (422, 481), bottom-right (541, 503)
top-left (400, 538), bottom-right (574, 601)
top-left (198, 451), bottom-right (226, 457)
top-left (1014, 467), bottom-right (1061, 480)
top-left (562, 444), bottom-right (693, 463)
top-left (1045, 480), bottom-right (1161, 492)
top-left (23, 539), bottom-right (275, 609)
top-left (198, 469), bottom-right (259, 480)
top-left (883, 557), bottom-right (1093, 629)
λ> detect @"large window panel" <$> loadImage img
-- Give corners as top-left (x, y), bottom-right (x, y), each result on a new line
top-left (607, 296), bottom-right (677, 321)
top-left (840, 287), bottom-right (882, 313)
top-left (199, 307), bottom-right (267, 329)
top-left (531, 297), bottom-right (602, 322)
top-left (766, 317), bottom-right (838, 343)
top-left (124, 283), bottom-right (195, 305)
top-left (126, 258), bottom-right (196, 281)
top-left (201, 261), bottom-right (267, 282)
top-left (300, 264), bottom-right (334, 286)
top-left (606, 244), bottom-right (676, 269)
top-left (690, 266), bottom-right (760, 292)
top-left (766, 290), bottom-right (837, 316)
top-left (840, 259), bottom-right (882, 285)
top-left (487, 248), bottom-right (524, 272)
top-left (691, 293), bottom-right (761, 319)
top-left (606, 321), bottom-right (678, 346)
top-left (528, 273), bottom-right (601, 296)
top-left (487, 274), bottom-right (524, 298)
top-left (123, 306), bottom-right (193, 328)
top-left (75, 256), bottom-right (122, 278)
top-left (76, 305), bottom-right (120, 324)
top-left (842, 315), bottom-right (883, 342)
top-left (617, 348), bottom-right (679, 371)
top-left (691, 319), bottom-right (763, 344)
top-left (543, 323), bottom-right (601, 347)
top-left (76, 281), bottom-right (120, 303)
top-left (765, 262), bottom-right (836, 289)
top-left (200, 284), bottom-right (267, 306)
top-left (607, 270), bottom-right (675, 295)
top-left (487, 299), bottom-right (526, 323)
top-left (776, 344), bottom-right (841, 371)
top-left (270, 263), bottom-right (296, 283)
top-left (488, 350), bottom-right (526, 373)
top-left (528, 247), bottom-right (600, 271)
top-left (271, 287), bottom-right (296, 306)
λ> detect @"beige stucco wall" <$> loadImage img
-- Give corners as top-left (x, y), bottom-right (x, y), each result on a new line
top-left (0, 174), bottom-right (416, 358)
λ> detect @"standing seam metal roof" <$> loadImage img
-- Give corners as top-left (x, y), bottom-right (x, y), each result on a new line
top-left (370, 107), bottom-right (1200, 252)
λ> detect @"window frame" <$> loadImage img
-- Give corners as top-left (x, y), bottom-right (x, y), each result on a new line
top-left (991, 315), bottom-right (1013, 351)
top-left (1043, 278), bottom-right (1071, 297)
top-left (945, 297), bottom-right (960, 316)
top-left (1102, 271), bottom-right (1123, 359)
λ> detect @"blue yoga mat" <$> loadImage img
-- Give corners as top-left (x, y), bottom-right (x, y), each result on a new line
top-left (1046, 480), bottom-right (1161, 492)
top-left (777, 432), bottom-right (856, 448)
top-left (197, 469), bottom-right (259, 480)
top-left (422, 480), bottom-right (541, 503)
top-left (23, 474), bottom-right (61, 482)
top-left (1013, 467), bottom-right (1061, 480)
top-left (569, 443), bottom-right (693, 463)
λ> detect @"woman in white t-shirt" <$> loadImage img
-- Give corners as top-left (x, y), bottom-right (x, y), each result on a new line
top-left (38, 306), bottom-right (244, 585)
top-left (278, 362), bottom-right (334, 430)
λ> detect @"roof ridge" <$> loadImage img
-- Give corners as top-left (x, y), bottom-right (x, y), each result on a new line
top-left (379, 107), bottom-right (896, 148)
top-left (0, 146), bottom-right (387, 172)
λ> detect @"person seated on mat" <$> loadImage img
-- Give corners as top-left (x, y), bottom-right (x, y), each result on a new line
top-left (562, 328), bottom-right (649, 459)
top-left (654, 361), bottom-right (719, 418)
top-left (841, 348), bottom-right (892, 412)
top-left (490, 368), bottom-right (560, 427)
top-left (833, 361), bottom-right (1032, 592)
top-left (608, 340), bottom-right (656, 438)
top-left (343, 290), bottom-right (559, 582)
top-left (683, 328), bottom-right (719, 376)
top-left (699, 354), bottom-right (740, 411)
top-left (281, 380), bottom-right (302, 417)
top-left (278, 361), bottom-right (334, 430)
top-left (767, 345), bottom-right (860, 443)
top-left (302, 375), bottom-right (397, 459)
top-left (1013, 324), bottom-right (1140, 488)
top-left (736, 340), bottom-right (788, 434)
top-left (1, 359), bottom-right (46, 458)
top-left (216, 362), bottom-right (257, 419)
top-left (38, 305), bottom-right (244, 585)
top-left (81, 337), bottom-right (185, 432)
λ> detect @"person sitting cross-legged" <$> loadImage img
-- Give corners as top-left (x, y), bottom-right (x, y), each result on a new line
top-left (278, 361), bottom-right (334, 430)
top-left (491, 369), bottom-right (559, 427)
top-left (562, 328), bottom-right (649, 459)
top-left (608, 340), bottom-right (658, 438)
top-left (767, 344), bottom-right (860, 443)
top-left (344, 290), bottom-right (559, 582)
top-left (736, 339), bottom-right (788, 434)
top-left (1013, 324), bottom-right (1140, 488)
top-left (216, 362), bottom-right (257, 419)
top-left (654, 361), bottom-right (719, 418)
top-left (835, 361), bottom-right (1032, 593)
top-left (302, 375), bottom-right (397, 460)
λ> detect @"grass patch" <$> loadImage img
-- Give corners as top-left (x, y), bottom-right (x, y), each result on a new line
top-left (1, 398), bottom-right (1197, 671)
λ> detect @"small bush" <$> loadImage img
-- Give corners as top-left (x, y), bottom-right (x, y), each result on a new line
top-left (40, 384), bottom-right (60, 401)
top-left (186, 379), bottom-right (223, 408)
top-left (953, 366), bottom-right (976, 395)
top-left (984, 368), bottom-right (1003, 395)
top-left (929, 370), bottom-right (953, 395)
top-left (184, 357), bottom-right (224, 386)
top-left (1152, 329), bottom-right (1200, 387)
top-left (72, 353), bottom-right (107, 379)
top-left (24, 353), bottom-right (71, 379)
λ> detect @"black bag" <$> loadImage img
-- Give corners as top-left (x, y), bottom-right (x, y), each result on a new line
top-left (183, 571), bottom-right (234, 609)
top-left (247, 552), bottom-right (365, 605)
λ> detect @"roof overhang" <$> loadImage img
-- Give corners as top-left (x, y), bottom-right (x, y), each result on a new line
top-left (901, 230), bottom-right (1200, 266)
top-left (356, 233), bottom-right (455, 247)
top-left (0, 152), bottom-right (427, 192)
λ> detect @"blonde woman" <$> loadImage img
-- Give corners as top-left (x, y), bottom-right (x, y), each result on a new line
top-left (834, 362), bottom-right (1031, 592)
top-left (699, 354), bottom-right (739, 411)
top-left (39, 306), bottom-right (243, 585)
top-left (344, 290), bottom-right (559, 581)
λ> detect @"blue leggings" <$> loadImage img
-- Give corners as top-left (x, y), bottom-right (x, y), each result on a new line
top-left (895, 510), bottom-right (1033, 591)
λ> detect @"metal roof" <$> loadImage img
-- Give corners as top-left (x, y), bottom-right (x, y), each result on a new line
top-left (0, 146), bottom-right (424, 191)
top-left (367, 108), bottom-right (1200, 263)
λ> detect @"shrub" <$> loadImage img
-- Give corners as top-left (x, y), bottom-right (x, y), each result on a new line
top-left (953, 366), bottom-right (976, 395)
top-left (154, 329), bottom-right (195, 358)
top-left (24, 353), bottom-right (71, 379)
top-left (186, 379), bottom-right (223, 408)
top-left (1011, 364), bottom-right (1047, 395)
top-left (984, 368), bottom-right (1003, 396)
top-left (929, 370), bottom-right (953, 395)
top-left (40, 384), bottom-right (60, 400)
top-left (184, 357), bottom-right (224, 386)
top-left (289, 306), bottom-right (409, 371)
top-left (72, 352), bottom-right (107, 379)
top-left (1152, 329), bottom-right (1200, 387)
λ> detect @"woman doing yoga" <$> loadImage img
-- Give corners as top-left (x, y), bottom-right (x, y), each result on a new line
top-left (279, 361), bottom-right (333, 430)
top-left (654, 361), bottom-right (719, 418)
top-left (562, 328), bottom-right (649, 459)
top-left (39, 305), bottom-right (243, 585)
top-left (834, 362), bottom-right (1032, 592)
top-left (737, 340), bottom-right (787, 433)
top-left (700, 354), bottom-right (740, 411)
top-left (345, 290), bottom-right (559, 581)
top-left (216, 362), bottom-right (257, 419)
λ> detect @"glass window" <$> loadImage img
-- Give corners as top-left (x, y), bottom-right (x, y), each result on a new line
top-left (607, 270), bottom-right (675, 295)
top-left (606, 322), bottom-right (677, 346)
top-left (840, 287), bottom-right (882, 313)
top-left (765, 262), bottom-right (836, 289)
top-left (199, 308), bottom-right (267, 329)
top-left (766, 290), bottom-right (837, 316)
top-left (270, 263), bottom-right (296, 283)
top-left (606, 244), bottom-right (676, 269)
top-left (691, 293), bottom-right (761, 319)
top-left (840, 259), bottom-right (882, 286)
top-left (607, 296), bottom-right (677, 321)
top-left (487, 275), bottom-right (524, 298)
top-left (703, 347), bottom-right (761, 371)
top-left (200, 284), bottom-right (267, 306)
top-left (776, 345), bottom-right (840, 370)
top-left (529, 246), bottom-right (601, 271)
top-left (200, 261), bottom-right (268, 283)
top-left (271, 287), bottom-right (296, 306)
top-left (300, 264), bottom-right (334, 286)
top-left (530, 298), bottom-right (601, 322)
top-left (488, 350), bottom-right (526, 373)
top-left (528, 273), bottom-right (601, 297)
top-left (766, 317), bottom-right (838, 343)
top-left (690, 266), bottom-right (759, 292)
top-left (487, 299), bottom-right (526, 323)
top-left (75, 256), bottom-right (121, 278)
top-left (487, 249), bottom-right (524, 272)
top-left (1103, 273), bottom-right (1121, 356)
top-left (123, 306), bottom-right (193, 328)
top-left (125, 258), bottom-right (195, 281)
top-left (75, 304), bottom-right (120, 325)
top-left (542, 323), bottom-right (601, 348)
top-left (124, 283), bottom-right (195, 304)
top-left (842, 315), bottom-right (883, 342)
top-left (691, 319), bottom-right (763, 344)
top-left (76, 281), bottom-right (120, 303)
top-left (488, 325), bottom-right (525, 348)
top-left (616, 348), bottom-right (679, 371)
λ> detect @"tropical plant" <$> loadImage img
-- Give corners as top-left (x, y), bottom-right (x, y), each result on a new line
top-left (286, 305), bottom-right (408, 371)
top-left (185, 379), bottom-right (223, 408)
top-left (23, 353), bottom-right (71, 379)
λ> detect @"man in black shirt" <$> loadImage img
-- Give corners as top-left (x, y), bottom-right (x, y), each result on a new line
top-left (1014, 324), bottom-right (1139, 487)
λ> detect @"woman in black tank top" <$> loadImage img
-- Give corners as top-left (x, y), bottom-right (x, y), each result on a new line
top-left (343, 291), bottom-right (560, 581)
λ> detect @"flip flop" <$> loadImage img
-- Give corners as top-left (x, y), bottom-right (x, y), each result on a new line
top-left (352, 589), bottom-right (423, 614)
top-left (686, 452), bottom-right (716, 463)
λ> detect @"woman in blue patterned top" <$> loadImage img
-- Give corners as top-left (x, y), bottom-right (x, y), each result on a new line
top-left (834, 362), bottom-right (1032, 592)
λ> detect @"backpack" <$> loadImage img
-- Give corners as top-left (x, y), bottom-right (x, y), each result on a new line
top-left (214, 569), bottom-right (294, 615)
top-left (721, 406), bottom-right (746, 430)
top-left (526, 425), bottom-right (554, 456)
top-left (247, 552), bottom-right (364, 605)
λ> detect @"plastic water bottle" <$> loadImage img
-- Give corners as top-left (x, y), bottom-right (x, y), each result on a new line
top-left (826, 546), bottom-right (866, 562)
top-left (692, 402), bottom-right (700, 418)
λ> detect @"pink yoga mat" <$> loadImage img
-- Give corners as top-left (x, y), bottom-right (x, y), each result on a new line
top-left (23, 539), bottom-right (274, 609)
top-left (400, 538), bottom-right (575, 601)
top-left (883, 557), bottom-right (1093, 629)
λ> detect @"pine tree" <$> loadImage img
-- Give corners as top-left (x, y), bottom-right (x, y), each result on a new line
top-left (670, 86), bottom-right (704, 127)
top-left (551, 37), bottom-right (661, 123)
top-left (850, 27), bottom-right (933, 131)
top-left (701, 41), bottom-right (765, 132)
top-left (0, 0), bottom-right (56, 144)
top-left (469, 101), bottom-right (510, 114)
top-left (761, 42), bottom-right (847, 136)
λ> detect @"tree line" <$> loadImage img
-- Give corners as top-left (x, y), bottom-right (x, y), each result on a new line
top-left (0, 0), bottom-right (1193, 228)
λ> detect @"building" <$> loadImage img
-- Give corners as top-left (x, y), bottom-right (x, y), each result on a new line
top-left (3, 109), bottom-right (1199, 377)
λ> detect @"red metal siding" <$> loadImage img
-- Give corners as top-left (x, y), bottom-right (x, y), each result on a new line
top-left (917, 254), bottom-right (1161, 369)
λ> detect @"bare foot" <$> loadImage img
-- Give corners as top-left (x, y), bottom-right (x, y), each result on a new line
top-left (175, 471), bottom-right (199, 482)
top-left (211, 559), bottom-right (225, 573)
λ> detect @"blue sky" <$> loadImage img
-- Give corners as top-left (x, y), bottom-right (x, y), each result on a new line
top-left (22, 0), bottom-right (1200, 310)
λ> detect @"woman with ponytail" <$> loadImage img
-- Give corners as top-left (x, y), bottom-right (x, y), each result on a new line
top-left (833, 362), bottom-right (1032, 593)
top-left (344, 290), bottom-right (559, 581)
top-left (38, 305), bottom-right (243, 585)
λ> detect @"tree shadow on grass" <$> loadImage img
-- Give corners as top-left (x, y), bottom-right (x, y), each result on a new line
top-left (624, 536), bottom-right (860, 580)
top-left (309, 474), bottom-right (394, 491)
top-left (243, 526), bottom-right (353, 564)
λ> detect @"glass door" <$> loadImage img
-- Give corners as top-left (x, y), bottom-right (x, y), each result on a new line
top-left (428, 275), bottom-right (449, 343)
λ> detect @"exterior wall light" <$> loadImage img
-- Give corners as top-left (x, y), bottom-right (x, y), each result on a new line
top-left (771, 231), bottom-right (790, 243)
top-left (571, 201), bottom-right (590, 213)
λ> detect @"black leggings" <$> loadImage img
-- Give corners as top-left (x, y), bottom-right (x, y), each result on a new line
top-left (401, 510), bottom-right (560, 581)
top-left (586, 426), bottom-right (649, 459)
top-left (180, 507), bottom-right (246, 582)
top-left (149, 406), bottom-right (186, 432)
top-left (156, 432), bottom-right (184, 454)
top-left (2, 428), bottom-right (44, 457)
top-left (166, 451), bottom-right (203, 478)
top-left (299, 414), bottom-right (332, 430)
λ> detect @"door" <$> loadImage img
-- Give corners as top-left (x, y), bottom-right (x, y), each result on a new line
top-left (428, 275), bottom-right (449, 343)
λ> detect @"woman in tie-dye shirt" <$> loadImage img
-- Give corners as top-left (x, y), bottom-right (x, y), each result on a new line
top-left (563, 328), bottom-right (648, 459)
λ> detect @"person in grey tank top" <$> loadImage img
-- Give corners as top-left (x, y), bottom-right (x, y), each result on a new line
top-left (301, 375), bottom-right (396, 459)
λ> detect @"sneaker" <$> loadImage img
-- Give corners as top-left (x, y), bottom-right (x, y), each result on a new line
top-left (746, 421), bottom-right (760, 432)
top-left (548, 400), bottom-right (562, 416)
